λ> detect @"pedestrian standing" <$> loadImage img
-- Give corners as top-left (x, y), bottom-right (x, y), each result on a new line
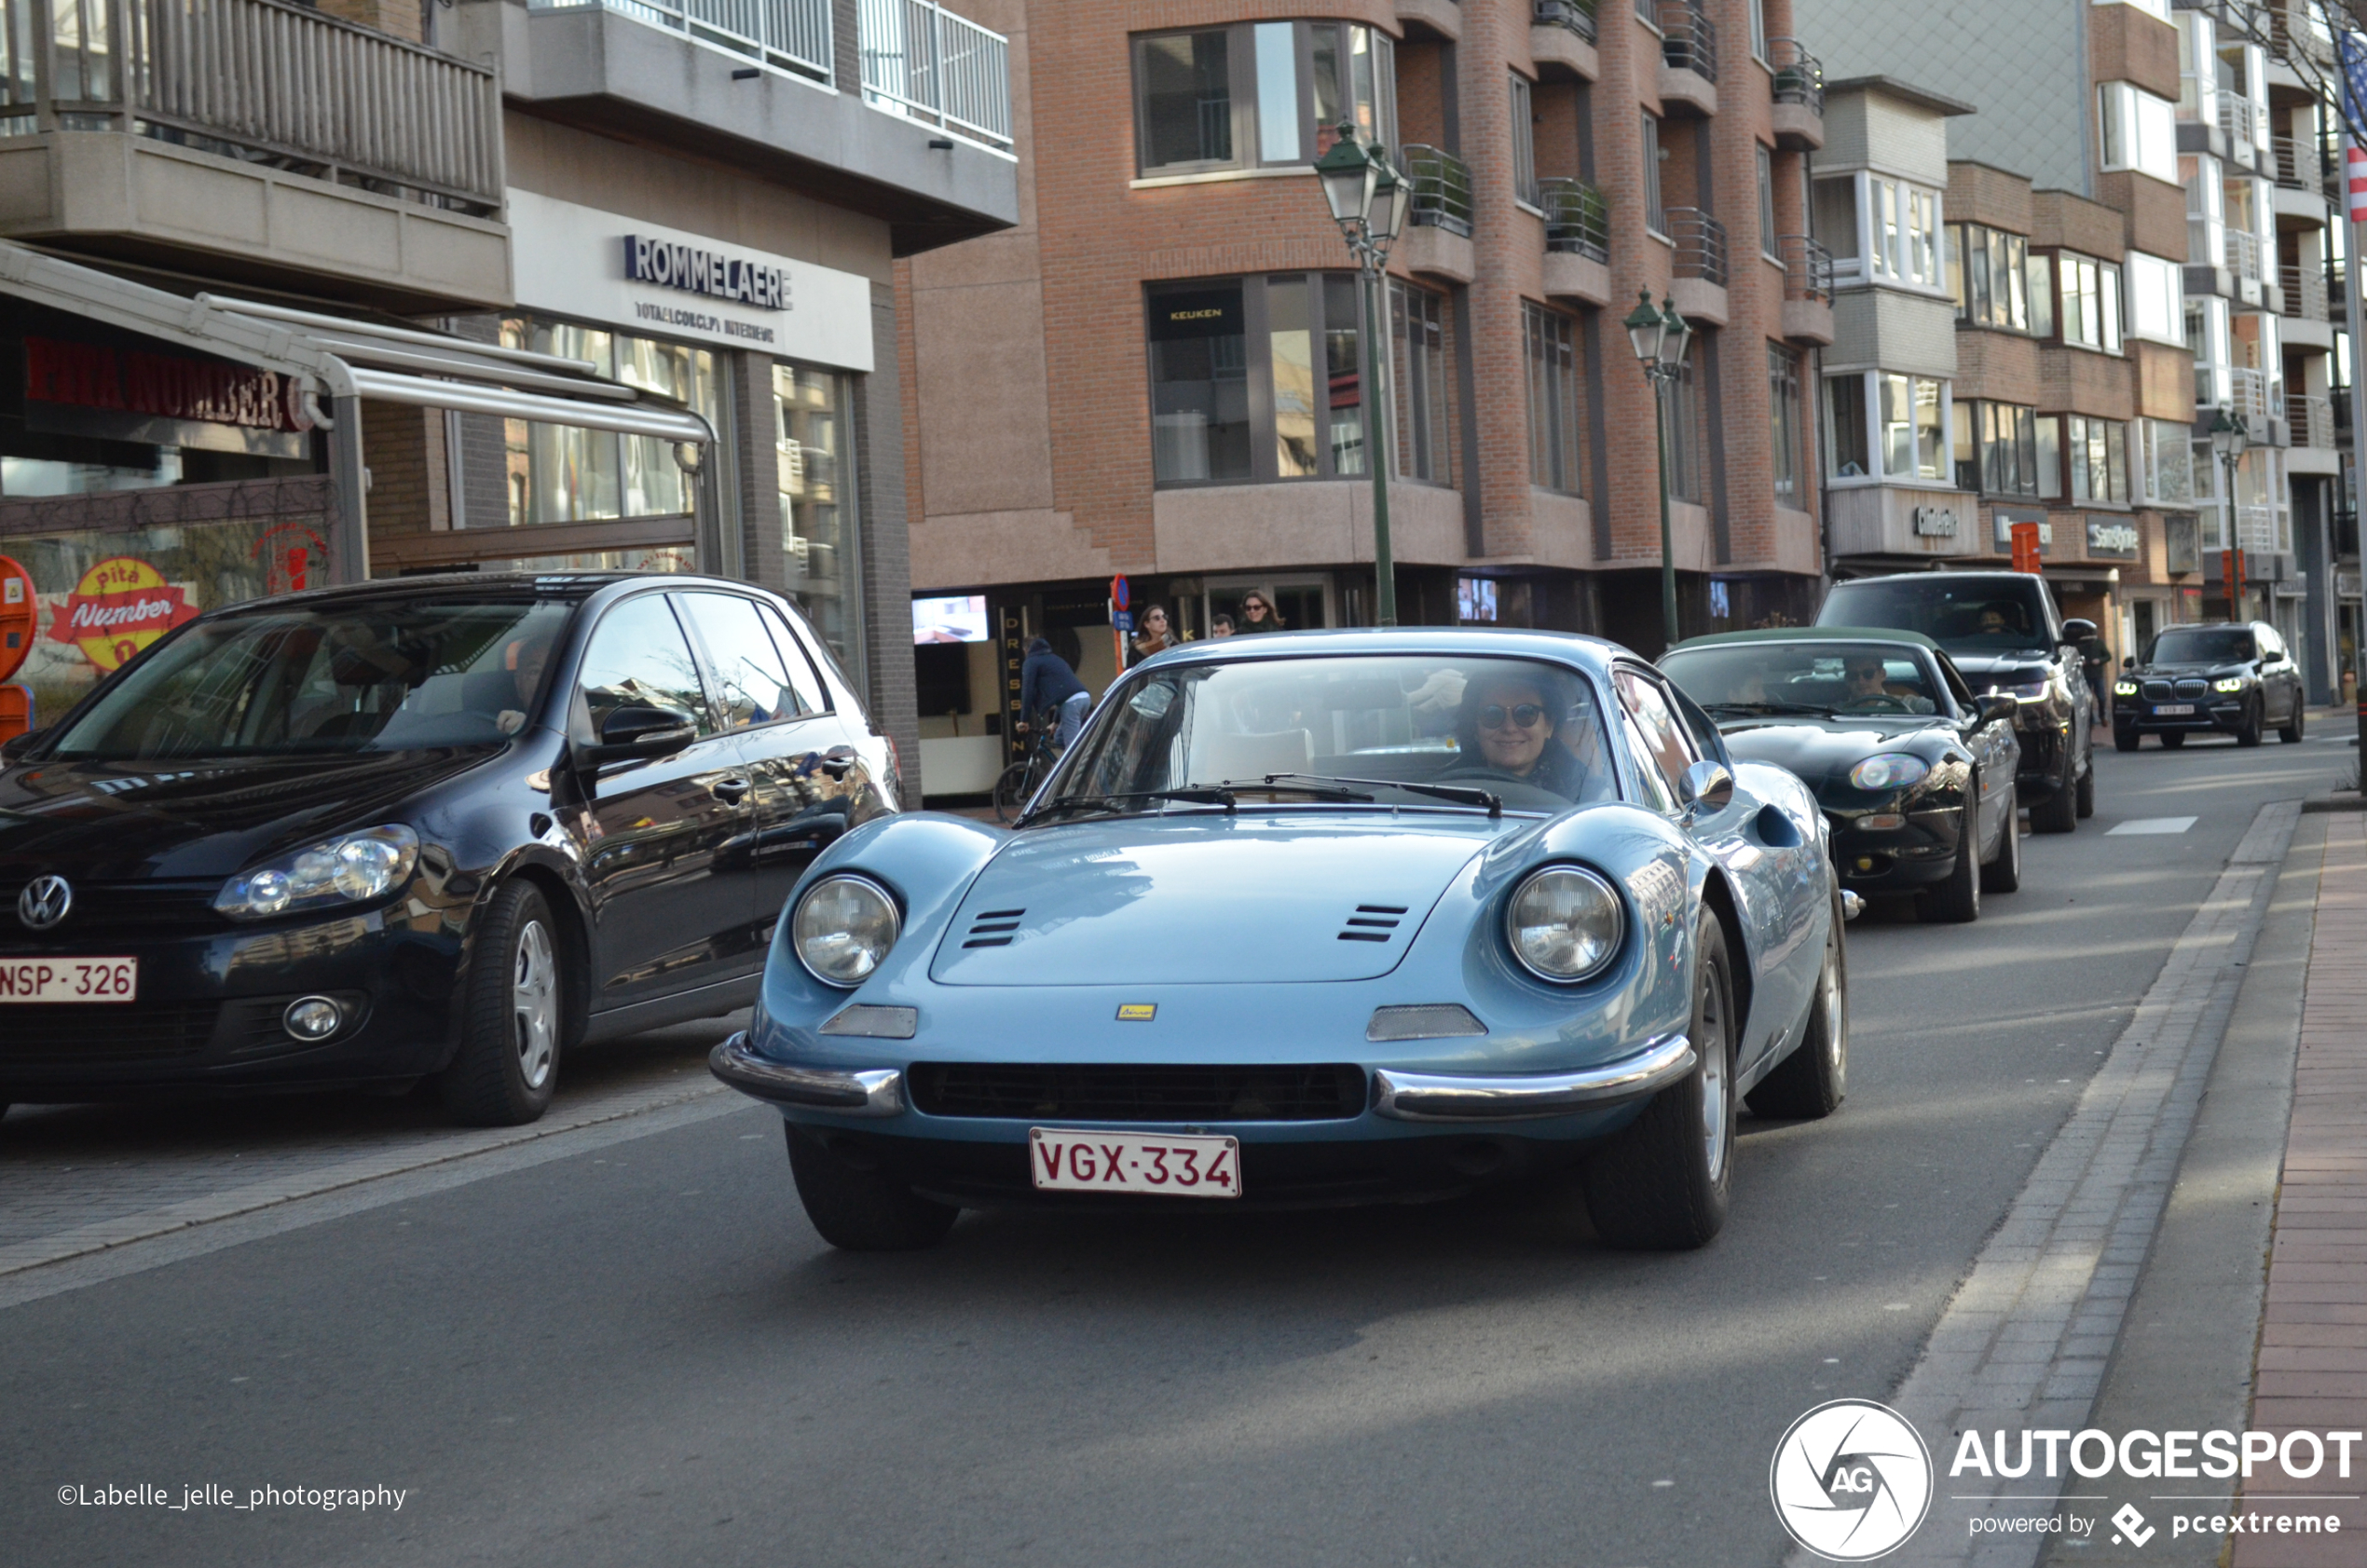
top-left (1209, 614), bottom-right (1236, 638)
top-left (1238, 593), bottom-right (1284, 633)
top-left (1131, 605), bottom-right (1184, 663)
top-left (1019, 636), bottom-right (1091, 751)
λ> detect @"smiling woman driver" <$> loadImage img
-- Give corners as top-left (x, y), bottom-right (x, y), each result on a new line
top-left (1443, 668), bottom-right (1594, 802)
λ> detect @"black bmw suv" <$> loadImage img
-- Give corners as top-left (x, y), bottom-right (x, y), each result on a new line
top-left (0, 573), bottom-right (898, 1125)
top-left (1815, 570), bottom-right (2097, 833)
top-left (2113, 620), bottom-right (2305, 749)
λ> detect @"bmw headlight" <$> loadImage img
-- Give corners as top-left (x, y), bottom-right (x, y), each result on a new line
top-left (1506, 867), bottom-right (1624, 984)
top-left (215, 825), bottom-right (419, 920)
top-left (2114, 679), bottom-right (2140, 697)
top-left (2212, 676), bottom-right (2247, 693)
top-left (793, 875), bottom-right (901, 986)
top-left (1849, 754), bottom-right (1930, 791)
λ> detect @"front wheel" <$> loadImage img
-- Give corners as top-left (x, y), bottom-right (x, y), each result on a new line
top-left (439, 881), bottom-right (565, 1126)
top-left (2235, 700), bottom-right (2264, 748)
top-left (1582, 915), bottom-right (1734, 1250)
top-left (1919, 791), bottom-right (1982, 923)
top-left (1980, 784), bottom-right (2021, 893)
top-left (2279, 702), bottom-right (2305, 744)
top-left (2030, 770), bottom-right (2077, 833)
top-left (2074, 754), bottom-right (2095, 818)
top-left (992, 755), bottom-right (1047, 824)
top-left (787, 1125), bottom-right (959, 1251)
top-left (1745, 897), bottom-right (1846, 1120)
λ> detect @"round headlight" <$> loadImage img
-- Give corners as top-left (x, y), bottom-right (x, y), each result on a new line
top-left (1506, 867), bottom-right (1624, 984)
top-left (792, 875), bottom-right (901, 987)
top-left (1849, 753), bottom-right (1930, 792)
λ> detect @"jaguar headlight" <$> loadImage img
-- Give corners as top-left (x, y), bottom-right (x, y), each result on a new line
top-left (2114, 679), bottom-right (2140, 697)
top-left (793, 875), bottom-right (901, 987)
top-left (1849, 753), bottom-right (1930, 792)
top-left (1506, 867), bottom-right (1624, 984)
top-left (215, 825), bottom-right (419, 920)
top-left (2213, 676), bottom-right (2247, 693)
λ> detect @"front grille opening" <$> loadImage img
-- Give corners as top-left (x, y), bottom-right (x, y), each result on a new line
top-left (910, 1062), bottom-right (1367, 1122)
top-left (0, 1002), bottom-right (222, 1064)
top-left (1338, 903), bottom-right (1408, 943)
top-left (963, 907), bottom-right (1025, 948)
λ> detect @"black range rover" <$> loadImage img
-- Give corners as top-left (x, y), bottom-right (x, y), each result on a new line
top-left (1815, 570), bottom-right (2097, 834)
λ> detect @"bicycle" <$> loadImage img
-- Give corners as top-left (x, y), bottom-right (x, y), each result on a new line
top-left (992, 707), bottom-right (1062, 824)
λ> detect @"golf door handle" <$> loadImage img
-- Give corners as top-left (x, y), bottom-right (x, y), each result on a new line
top-left (818, 746), bottom-right (857, 777)
top-left (711, 775), bottom-right (753, 804)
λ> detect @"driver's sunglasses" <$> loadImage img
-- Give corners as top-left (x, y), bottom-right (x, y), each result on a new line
top-left (1479, 702), bottom-right (1547, 730)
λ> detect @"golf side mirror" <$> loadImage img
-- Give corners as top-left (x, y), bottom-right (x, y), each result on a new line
top-left (579, 704), bottom-right (697, 766)
top-left (2060, 618), bottom-right (2098, 645)
top-left (1979, 695), bottom-right (2018, 727)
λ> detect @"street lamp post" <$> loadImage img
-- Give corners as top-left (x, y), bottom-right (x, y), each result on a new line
top-left (1316, 126), bottom-right (1408, 626)
top-left (2209, 405), bottom-right (2250, 620)
top-left (1622, 289), bottom-right (1694, 650)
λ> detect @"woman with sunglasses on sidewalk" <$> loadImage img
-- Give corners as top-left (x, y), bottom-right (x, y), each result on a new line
top-left (1236, 593), bottom-right (1284, 634)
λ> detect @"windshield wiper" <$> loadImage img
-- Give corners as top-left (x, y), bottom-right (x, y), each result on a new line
top-left (1017, 786), bottom-right (1237, 825)
top-left (1264, 771), bottom-right (1501, 818)
top-left (1703, 700), bottom-right (1835, 717)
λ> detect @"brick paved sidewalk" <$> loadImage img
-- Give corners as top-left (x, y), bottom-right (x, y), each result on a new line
top-left (2237, 807), bottom-right (2367, 1567)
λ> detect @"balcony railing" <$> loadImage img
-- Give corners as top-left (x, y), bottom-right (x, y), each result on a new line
top-left (1665, 206), bottom-right (1728, 286)
top-left (2216, 89), bottom-right (2265, 160)
top-left (2233, 501), bottom-right (2282, 553)
top-left (2266, 0), bottom-right (2335, 69)
top-left (2230, 364), bottom-right (2273, 425)
top-left (858, 0), bottom-right (1013, 152)
top-left (2289, 390), bottom-right (2335, 449)
top-left (0, 0), bottom-right (502, 211)
top-left (1401, 144), bottom-right (1475, 239)
top-left (1779, 233), bottom-right (1833, 301)
top-left (1533, 0), bottom-right (1596, 43)
top-left (1657, 0), bottom-right (1717, 81)
top-left (2225, 226), bottom-right (2263, 284)
top-left (2279, 258), bottom-right (2328, 321)
top-left (2272, 132), bottom-right (2325, 193)
top-left (1538, 177), bottom-right (1608, 263)
top-left (1767, 37), bottom-right (1823, 114)
top-left (532, 0), bottom-right (833, 85)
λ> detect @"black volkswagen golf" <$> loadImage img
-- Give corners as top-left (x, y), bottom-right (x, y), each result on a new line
top-left (0, 573), bottom-right (898, 1125)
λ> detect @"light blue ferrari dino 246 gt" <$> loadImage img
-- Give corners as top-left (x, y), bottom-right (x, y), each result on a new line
top-left (712, 628), bottom-right (1850, 1252)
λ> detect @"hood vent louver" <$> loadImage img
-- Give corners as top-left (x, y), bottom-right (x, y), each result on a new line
top-left (962, 908), bottom-right (1025, 948)
top-left (1338, 904), bottom-right (1408, 943)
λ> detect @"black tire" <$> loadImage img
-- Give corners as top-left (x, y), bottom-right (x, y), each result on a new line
top-left (1745, 896), bottom-right (1845, 1121)
top-left (2279, 702), bottom-right (2305, 744)
top-left (2030, 771), bottom-right (2077, 833)
top-left (2235, 700), bottom-right (2263, 748)
top-left (992, 756), bottom-right (1047, 824)
top-left (438, 881), bottom-right (565, 1127)
top-left (1919, 790), bottom-right (1982, 923)
top-left (1980, 784), bottom-right (2021, 893)
top-left (2074, 755), bottom-right (2095, 819)
top-left (2114, 730), bottom-right (2140, 753)
top-left (786, 1125), bottom-right (959, 1251)
top-left (2159, 730), bottom-right (2185, 749)
top-left (1582, 915), bottom-right (1734, 1250)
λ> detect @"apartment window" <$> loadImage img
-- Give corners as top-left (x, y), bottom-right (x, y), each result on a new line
top-left (2177, 12), bottom-right (2219, 124)
top-left (1757, 143), bottom-right (1777, 260)
top-left (1813, 176), bottom-right (1858, 280)
top-left (1147, 275), bottom-right (1368, 486)
top-left (2187, 294), bottom-right (2231, 408)
top-left (1750, 0), bottom-right (1769, 60)
top-left (2049, 252), bottom-right (2123, 352)
top-left (2139, 417), bottom-right (2196, 504)
top-left (1525, 302), bottom-right (1585, 494)
top-left (1643, 113), bottom-right (1665, 234)
top-left (1509, 72), bottom-right (1539, 206)
top-left (1664, 340), bottom-right (1707, 503)
top-left (501, 319), bottom-right (723, 526)
top-left (2064, 415), bottom-right (2130, 503)
top-left (2124, 252), bottom-right (2184, 345)
top-left (1948, 224), bottom-right (2031, 331)
top-left (1827, 374), bottom-right (1868, 478)
top-left (1866, 176), bottom-right (1943, 288)
top-left (773, 364), bottom-right (861, 675)
top-left (2035, 415), bottom-right (2062, 498)
top-left (1392, 280), bottom-right (1454, 484)
top-left (1769, 344), bottom-right (1802, 504)
top-left (2099, 82), bottom-right (2178, 184)
top-left (1881, 373), bottom-right (1947, 482)
top-left (1133, 22), bottom-right (1396, 177)
top-left (1951, 400), bottom-right (2040, 497)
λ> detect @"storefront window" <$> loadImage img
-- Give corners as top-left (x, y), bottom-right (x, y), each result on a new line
top-left (774, 362), bottom-right (861, 683)
top-left (499, 319), bottom-right (721, 525)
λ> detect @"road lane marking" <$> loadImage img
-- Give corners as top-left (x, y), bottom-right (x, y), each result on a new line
top-left (2107, 816), bottom-right (2199, 835)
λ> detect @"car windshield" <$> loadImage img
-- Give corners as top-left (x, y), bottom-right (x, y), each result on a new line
top-left (1821, 579), bottom-right (2051, 653)
top-left (46, 600), bottom-right (577, 760)
top-left (1662, 642), bottom-right (1941, 716)
top-left (2149, 627), bottom-right (2255, 664)
top-left (1047, 654), bottom-right (1620, 816)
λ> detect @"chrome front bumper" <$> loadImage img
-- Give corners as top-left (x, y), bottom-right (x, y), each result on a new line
top-left (1371, 1033), bottom-right (1696, 1122)
top-left (709, 1033), bottom-right (904, 1115)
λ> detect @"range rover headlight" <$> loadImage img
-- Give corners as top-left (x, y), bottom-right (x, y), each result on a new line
top-left (1506, 867), bottom-right (1624, 984)
top-left (2212, 676), bottom-right (2247, 693)
top-left (215, 825), bottom-right (419, 920)
top-left (1849, 753), bottom-right (1930, 792)
top-left (792, 875), bottom-right (901, 987)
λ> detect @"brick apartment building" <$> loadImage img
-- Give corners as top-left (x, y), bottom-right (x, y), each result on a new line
top-left (898, 0), bottom-right (1838, 797)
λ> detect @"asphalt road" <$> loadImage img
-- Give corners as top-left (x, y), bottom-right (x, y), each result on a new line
top-left (5, 726), bottom-right (2355, 1568)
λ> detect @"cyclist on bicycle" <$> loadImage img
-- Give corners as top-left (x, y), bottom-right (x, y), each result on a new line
top-left (1019, 637), bottom-right (1091, 753)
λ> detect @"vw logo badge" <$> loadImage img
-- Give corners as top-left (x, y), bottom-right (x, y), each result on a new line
top-left (18, 874), bottom-right (73, 931)
top-left (1770, 1398), bottom-right (1933, 1561)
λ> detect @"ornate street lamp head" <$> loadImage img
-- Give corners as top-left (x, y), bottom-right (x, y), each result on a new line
top-left (1622, 290), bottom-right (1668, 368)
top-left (1659, 299), bottom-right (1692, 370)
top-left (2208, 403), bottom-right (2249, 462)
top-left (1368, 156), bottom-right (1408, 246)
top-left (1315, 124), bottom-right (1377, 229)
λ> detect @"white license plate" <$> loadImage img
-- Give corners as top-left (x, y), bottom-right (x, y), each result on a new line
top-left (2154, 703), bottom-right (2196, 716)
top-left (0, 957), bottom-right (138, 1003)
top-left (1030, 1127), bottom-right (1241, 1198)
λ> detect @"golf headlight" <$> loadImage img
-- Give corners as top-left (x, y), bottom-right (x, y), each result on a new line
top-left (2213, 676), bottom-right (2246, 693)
top-left (1849, 754), bottom-right (1930, 791)
top-left (1506, 867), bottom-right (1624, 984)
top-left (793, 875), bottom-right (901, 986)
top-left (215, 825), bottom-right (418, 920)
top-left (2114, 679), bottom-right (2139, 697)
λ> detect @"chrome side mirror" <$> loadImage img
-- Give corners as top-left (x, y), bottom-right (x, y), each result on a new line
top-left (1680, 759), bottom-right (1734, 815)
